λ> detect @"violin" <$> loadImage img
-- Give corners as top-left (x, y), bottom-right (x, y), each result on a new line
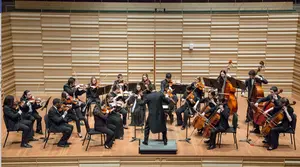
top-left (261, 101), bottom-right (296, 136)
top-left (186, 92), bottom-right (195, 104)
top-left (253, 89), bottom-right (283, 126)
top-left (58, 103), bottom-right (71, 112)
top-left (221, 60), bottom-right (237, 115)
top-left (195, 81), bottom-right (205, 91)
top-left (101, 106), bottom-right (113, 114)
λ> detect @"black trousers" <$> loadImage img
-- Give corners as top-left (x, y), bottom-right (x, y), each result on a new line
top-left (107, 112), bottom-right (124, 139)
top-left (51, 123), bottom-right (73, 145)
top-left (95, 124), bottom-right (115, 147)
top-left (268, 126), bottom-right (287, 149)
top-left (15, 121), bottom-right (31, 145)
top-left (67, 108), bottom-right (88, 133)
top-left (119, 108), bottom-right (127, 126)
top-left (176, 104), bottom-right (191, 126)
top-left (209, 126), bottom-right (226, 146)
top-left (31, 111), bottom-right (42, 132)
top-left (20, 119), bottom-right (34, 139)
top-left (86, 97), bottom-right (101, 115)
top-left (143, 118), bottom-right (167, 142)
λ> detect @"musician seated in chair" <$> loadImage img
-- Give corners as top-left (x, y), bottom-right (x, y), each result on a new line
top-left (48, 98), bottom-right (73, 147)
top-left (3, 95), bottom-right (35, 148)
top-left (242, 69), bottom-right (268, 125)
top-left (113, 74), bottom-right (128, 92)
top-left (191, 76), bottom-right (205, 109)
top-left (86, 76), bottom-right (101, 114)
top-left (20, 90), bottom-right (43, 135)
top-left (109, 85), bottom-right (128, 129)
top-left (128, 84), bottom-right (146, 126)
top-left (93, 105), bottom-right (116, 149)
top-left (176, 85), bottom-right (198, 130)
top-left (254, 86), bottom-right (281, 135)
top-left (163, 84), bottom-right (177, 124)
top-left (61, 91), bottom-right (88, 138)
top-left (102, 95), bottom-right (124, 140)
top-left (204, 98), bottom-right (230, 150)
top-left (267, 97), bottom-right (294, 151)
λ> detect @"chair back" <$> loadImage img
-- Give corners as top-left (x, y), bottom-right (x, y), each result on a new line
top-left (291, 113), bottom-right (297, 132)
top-left (232, 113), bottom-right (238, 130)
top-left (3, 116), bottom-right (11, 131)
top-left (44, 114), bottom-right (50, 130)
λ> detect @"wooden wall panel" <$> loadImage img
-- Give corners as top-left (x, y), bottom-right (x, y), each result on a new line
top-left (293, 15), bottom-right (300, 99)
top-left (1, 13), bottom-right (15, 97)
top-left (99, 14), bottom-right (128, 85)
top-left (11, 12), bottom-right (43, 94)
top-left (3, 12), bottom-right (299, 95)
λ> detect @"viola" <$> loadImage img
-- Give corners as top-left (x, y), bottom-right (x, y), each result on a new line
top-left (58, 104), bottom-right (71, 112)
top-left (195, 81), bottom-right (205, 91)
top-left (221, 60), bottom-right (238, 115)
top-left (261, 101), bottom-right (296, 136)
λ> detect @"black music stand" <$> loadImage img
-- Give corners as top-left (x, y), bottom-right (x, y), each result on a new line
top-left (178, 102), bottom-right (193, 144)
top-left (172, 84), bottom-right (188, 106)
top-left (128, 83), bottom-right (137, 91)
top-left (104, 85), bottom-right (112, 94)
top-left (235, 79), bottom-right (246, 99)
top-left (203, 78), bottom-right (221, 90)
top-left (41, 96), bottom-right (52, 141)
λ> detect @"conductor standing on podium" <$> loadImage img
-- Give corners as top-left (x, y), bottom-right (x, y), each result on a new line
top-left (141, 85), bottom-right (170, 145)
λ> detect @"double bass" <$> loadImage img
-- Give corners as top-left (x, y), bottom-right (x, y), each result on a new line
top-left (221, 60), bottom-right (237, 115)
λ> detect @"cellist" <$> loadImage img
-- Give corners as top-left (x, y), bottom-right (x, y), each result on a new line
top-left (204, 98), bottom-right (230, 150)
top-left (242, 69), bottom-right (268, 132)
top-left (254, 86), bottom-right (282, 142)
top-left (266, 97), bottom-right (294, 150)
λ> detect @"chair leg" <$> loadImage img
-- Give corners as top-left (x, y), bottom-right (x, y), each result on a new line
top-left (3, 132), bottom-right (9, 148)
top-left (86, 134), bottom-right (91, 151)
top-left (293, 134), bottom-right (296, 150)
top-left (43, 132), bottom-right (50, 149)
top-left (82, 133), bottom-right (88, 146)
top-left (290, 133), bottom-right (293, 144)
top-left (234, 133), bottom-right (238, 150)
top-left (218, 133), bottom-right (222, 148)
top-left (100, 134), bottom-right (104, 146)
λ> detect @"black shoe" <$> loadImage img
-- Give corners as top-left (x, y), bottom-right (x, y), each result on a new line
top-left (123, 125), bottom-right (128, 129)
top-left (36, 131), bottom-right (43, 135)
top-left (104, 145), bottom-right (111, 149)
top-left (262, 140), bottom-right (268, 144)
top-left (78, 133), bottom-right (83, 138)
top-left (21, 143), bottom-right (32, 148)
top-left (245, 119), bottom-right (250, 123)
top-left (267, 146), bottom-right (275, 151)
top-left (175, 124), bottom-right (182, 127)
top-left (181, 126), bottom-right (186, 130)
top-left (207, 145), bottom-right (216, 150)
top-left (66, 142), bottom-right (72, 145)
top-left (29, 138), bottom-right (39, 141)
top-left (250, 129), bottom-right (260, 134)
top-left (142, 141), bottom-right (148, 145)
top-left (57, 144), bottom-right (69, 147)
top-left (204, 139), bottom-right (210, 144)
top-left (119, 137), bottom-right (123, 140)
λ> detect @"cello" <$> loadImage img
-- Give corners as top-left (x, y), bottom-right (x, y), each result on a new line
top-left (221, 60), bottom-right (237, 115)
top-left (261, 101), bottom-right (296, 136)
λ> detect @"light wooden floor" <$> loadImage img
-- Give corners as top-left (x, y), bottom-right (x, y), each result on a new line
top-left (2, 94), bottom-right (300, 159)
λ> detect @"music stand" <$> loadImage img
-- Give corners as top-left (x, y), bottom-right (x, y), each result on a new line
top-left (104, 85), bottom-right (112, 94)
top-left (203, 78), bottom-right (221, 90)
top-left (172, 84), bottom-right (188, 106)
top-left (41, 96), bottom-right (51, 141)
top-left (128, 83), bottom-right (137, 91)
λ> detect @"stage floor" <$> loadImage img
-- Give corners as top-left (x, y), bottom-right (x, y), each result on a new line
top-left (2, 94), bottom-right (300, 160)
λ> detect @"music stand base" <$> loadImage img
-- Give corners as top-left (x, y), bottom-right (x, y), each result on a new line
top-left (179, 138), bottom-right (191, 144)
top-left (130, 137), bottom-right (140, 142)
top-left (239, 138), bottom-right (252, 144)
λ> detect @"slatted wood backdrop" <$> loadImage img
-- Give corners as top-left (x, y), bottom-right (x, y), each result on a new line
top-left (293, 15), bottom-right (300, 100)
top-left (1, 12), bottom-right (300, 97)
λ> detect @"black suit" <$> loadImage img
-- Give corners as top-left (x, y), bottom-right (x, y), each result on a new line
top-left (3, 105), bottom-right (33, 145)
top-left (20, 97), bottom-right (42, 133)
top-left (141, 91), bottom-right (170, 142)
top-left (176, 91), bottom-right (198, 127)
top-left (208, 105), bottom-right (230, 146)
top-left (244, 76), bottom-right (268, 122)
top-left (86, 84), bottom-right (101, 114)
top-left (93, 106), bottom-right (115, 147)
top-left (268, 106), bottom-right (294, 149)
top-left (48, 106), bottom-right (73, 145)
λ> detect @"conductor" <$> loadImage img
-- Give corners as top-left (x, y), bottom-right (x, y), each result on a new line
top-left (140, 85), bottom-right (170, 145)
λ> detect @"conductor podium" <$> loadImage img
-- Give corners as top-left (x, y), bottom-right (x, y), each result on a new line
top-left (139, 139), bottom-right (177, 154)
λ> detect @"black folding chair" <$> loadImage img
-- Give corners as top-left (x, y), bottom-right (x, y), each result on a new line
top-left (3, 117), bottom-right (19, 148)
top-left (217, 113), bottom-right (238, 149)
top-left (43, 114), bottom-right (62, 149)
top-left (282, 113), bottom-right (297, 150)
top-left (82, 120), bottom-right (105, 151)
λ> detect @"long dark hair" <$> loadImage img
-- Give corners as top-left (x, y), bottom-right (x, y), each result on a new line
top-left (21, 90), bottom-right (30, 99)
top-left (3, 95), bottom-right (14, 108)
top-left (90, 76), bottom-right (97, 85)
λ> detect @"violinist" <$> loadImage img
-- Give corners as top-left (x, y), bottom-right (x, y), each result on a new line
top-left (113, 74), bottom-right (128, 92)
top-left (3, 95), bottom-right (34, 148)
top-left (267, 97), bottom-right (294, 150)
top-left (93, 105), bottom-right (115, 149)
top-left (20, 90), bottom-right (43, 135)
top-left (101, 94), bottom-right (124, 140)
top-left (61, 91), bottom-right (88, 138)
top-left (253, 86), bottom-right (281, 135)
top-left (128, 84), bottom-right (146, 126)
top-left (160, 73), bottom-right (172, 93)
top-left (109, 85), bottom-right (128, 129)
top-left (191, 76), bottom-right (204, 101)
top-left (204, 98), bottom-right (230, 150)
top-left (242, 70), bottom-right (268, 126)
top-left (176, 85), bottom-right (198, 130)
top-left (48, 98), bottom-right (73, 147)
top-left (140, 73), bottom-right (153, 94)
top-left (163, 84), bottom-right (177, 124)
top-left (86, 76), bottom-right (102, 113)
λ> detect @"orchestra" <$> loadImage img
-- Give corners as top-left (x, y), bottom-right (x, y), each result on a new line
top-left (3, 61), bottom-right (297, 152)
